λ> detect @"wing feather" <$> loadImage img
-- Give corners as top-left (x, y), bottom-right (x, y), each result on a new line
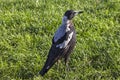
top-left (39, 43), bottom-right (70, 76)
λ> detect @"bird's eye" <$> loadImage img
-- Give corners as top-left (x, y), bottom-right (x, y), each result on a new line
top-left (73, 12), bottom-right (76, 15)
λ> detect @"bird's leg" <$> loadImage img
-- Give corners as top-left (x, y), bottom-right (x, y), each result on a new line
top-left (56, 60), bottom-right (61, 71)
top-left (64, 56), bottom-right (70, 71)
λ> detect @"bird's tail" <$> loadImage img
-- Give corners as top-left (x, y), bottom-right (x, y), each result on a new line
top-left (39, 45), bottom-right (61, 76)
top-left (39, 57), bottom-right (56, 76)
top-left (39, 66), bottom-right (48, 76)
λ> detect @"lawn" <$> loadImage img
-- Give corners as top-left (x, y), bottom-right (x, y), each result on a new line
top-left (0, 0), bottom-right (120, 80)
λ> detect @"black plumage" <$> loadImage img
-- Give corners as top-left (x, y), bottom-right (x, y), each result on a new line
top-left (39, 10), bottom-right (83, 76)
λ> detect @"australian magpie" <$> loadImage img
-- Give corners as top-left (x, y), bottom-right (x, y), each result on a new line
top-left (39, 10), bottom-right (83, 76)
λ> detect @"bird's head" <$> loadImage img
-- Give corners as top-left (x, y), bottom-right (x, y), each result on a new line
top-left (62, 10), bottom-right (83, 24)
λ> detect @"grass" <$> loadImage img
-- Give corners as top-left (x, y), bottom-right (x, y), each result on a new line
top-left (0, 0), bottom-right (120, 80)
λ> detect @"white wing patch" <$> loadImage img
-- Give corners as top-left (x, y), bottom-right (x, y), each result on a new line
top-left (56, 32), bottom-right (73, 49)
top-left (66, 23), bottom-right (70, 32)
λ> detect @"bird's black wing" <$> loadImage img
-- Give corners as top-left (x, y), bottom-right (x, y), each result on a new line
top-left (39, 31), bottom-right (72, 76)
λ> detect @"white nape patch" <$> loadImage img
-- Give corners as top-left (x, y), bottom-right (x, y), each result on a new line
top-left (62, 16), bottom-right (71, 26)
top-left (62, 16), bottom-right (68, 24)
top-left (65, 16), bottom-right (71, 32)
top-left (56, 32), bottom-right (73, 49)
top-left (54, 25), bottom-right (66, 42)
top-left (54, 16), bottom-right (71, 42)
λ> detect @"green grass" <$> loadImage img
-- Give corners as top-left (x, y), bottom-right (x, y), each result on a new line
top-left (0, 0), bottom-right (120, 80)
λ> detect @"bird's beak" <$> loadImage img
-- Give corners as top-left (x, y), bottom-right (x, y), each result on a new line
top-left (74, 10), bottom-right (83, 16)
top-left (78, 10), bottom-right (84, 14)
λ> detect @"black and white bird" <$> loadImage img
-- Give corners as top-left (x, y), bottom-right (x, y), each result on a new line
top-left (39, 10), bottom-right (83, 76)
